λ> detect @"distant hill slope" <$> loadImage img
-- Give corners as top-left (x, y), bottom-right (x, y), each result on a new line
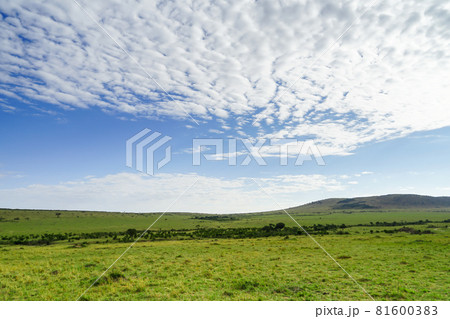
top-left (301, 194), bottom-right (450, 210)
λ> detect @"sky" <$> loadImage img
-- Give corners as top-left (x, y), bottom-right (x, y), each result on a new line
top-left (0, 0), bottom-right (449, 213)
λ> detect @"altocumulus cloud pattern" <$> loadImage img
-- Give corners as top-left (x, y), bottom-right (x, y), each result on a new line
top-left (0, 0), bottom-right (449, 156)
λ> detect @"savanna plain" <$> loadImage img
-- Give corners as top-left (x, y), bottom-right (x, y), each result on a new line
top-left (0, 199), bottom-right (449, 301)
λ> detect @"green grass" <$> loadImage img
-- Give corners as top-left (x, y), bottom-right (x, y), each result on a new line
top-left (1, 208), bottom-right (449, 235)
top-left (0, 208), bottom-right (448, 300)
top-left (1, 233), bottom-right (448, 301)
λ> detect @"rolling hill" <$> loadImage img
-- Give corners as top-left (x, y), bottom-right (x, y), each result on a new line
top-left (1, 194), bottom-right (450, 235)
top-left (300, 194), bottom-right (450, 210)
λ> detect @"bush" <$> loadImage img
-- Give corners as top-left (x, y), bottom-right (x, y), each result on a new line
top-left (275, 223), bottom-right (285, 230)
top-left (126, 228), bottom-right (138, 237)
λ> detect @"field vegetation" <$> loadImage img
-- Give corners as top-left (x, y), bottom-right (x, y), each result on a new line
top-left (0, 205), bottom-right (449, 301)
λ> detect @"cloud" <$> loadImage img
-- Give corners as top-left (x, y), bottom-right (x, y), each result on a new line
top-left (0, 0), bottom-right (449, 154)
top-left (208, 128), bottom-right (224, 134)
top-left (0, 170), bottom-right (25, 179)
top-left (0, 172), bottom-right (346, 213)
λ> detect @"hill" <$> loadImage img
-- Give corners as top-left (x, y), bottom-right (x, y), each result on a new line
top-left (300, 194), bottom-right (450, 210)
top-left (1, 194), bottom-right (450, 235)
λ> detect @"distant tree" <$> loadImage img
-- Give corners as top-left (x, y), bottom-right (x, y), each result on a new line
top-left (126, 228), bottom-right (137, 237)
top-left (275, 223), bottom-right (285, 230)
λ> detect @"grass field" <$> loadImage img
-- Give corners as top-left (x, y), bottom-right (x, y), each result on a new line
top-left (1, 208), bottom-right (449, 234)
top-left (0, 208), bottom-right (449, 301)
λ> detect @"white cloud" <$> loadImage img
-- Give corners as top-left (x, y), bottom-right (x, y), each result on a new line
top-left (0, 0), bottom-right (449, 154)
top-left (208, 128), bottom-right (224, 134)
top-left (0, 170), bottom-right (25, 179)
top-left (0, 172), bottom-right (346, 213)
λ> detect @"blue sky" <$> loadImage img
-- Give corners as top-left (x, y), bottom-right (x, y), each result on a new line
top-left (0, 0), bottom-right (449, 213)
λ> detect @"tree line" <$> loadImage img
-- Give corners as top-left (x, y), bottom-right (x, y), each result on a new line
top-left (0, 219), bottom-right (447, 246)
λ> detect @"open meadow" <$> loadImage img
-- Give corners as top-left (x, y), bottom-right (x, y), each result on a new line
top-left (0, 207), bottom-right (449, 301)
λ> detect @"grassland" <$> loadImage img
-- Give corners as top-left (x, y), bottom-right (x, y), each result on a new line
top-left (0, 208), bottom-right (449, 301)
top-left (1, 208), bottom-right (449, 234)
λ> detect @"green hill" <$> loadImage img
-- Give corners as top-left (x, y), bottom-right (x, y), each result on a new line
top-left (1, 194), bottom-right (449, 236)
top-left (300, 194), bottom-right (450, 210)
